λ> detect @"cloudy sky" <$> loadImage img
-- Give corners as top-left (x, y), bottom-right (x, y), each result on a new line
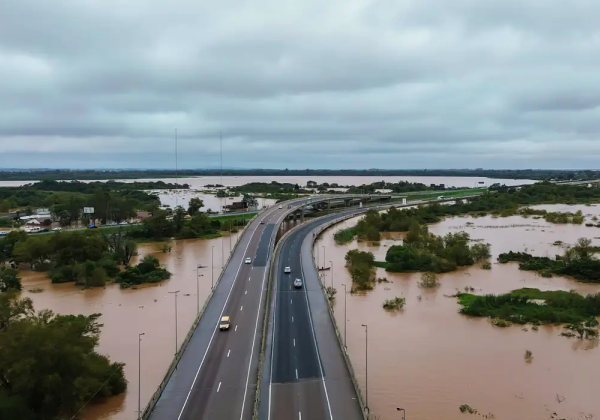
top-left (1, 0), bottom-right (599, 170)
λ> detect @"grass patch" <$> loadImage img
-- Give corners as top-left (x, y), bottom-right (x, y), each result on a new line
top-left (333, 227), bottom-right (356, 245)
top-left (456, 288), bottom-right (600, 325)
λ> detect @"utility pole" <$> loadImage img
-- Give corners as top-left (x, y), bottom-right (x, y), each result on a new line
top-left (168, 291), bottom-right (180, 360)
top-left (138, 332), bottom-right (145, 420)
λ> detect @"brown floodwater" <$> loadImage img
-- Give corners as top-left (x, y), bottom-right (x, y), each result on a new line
top-left (315, 204), bottom-right (600, 420)
top-left (20, 234), bottom-right (238, 420)
top-left (0, 175), bottom-right (534, 190)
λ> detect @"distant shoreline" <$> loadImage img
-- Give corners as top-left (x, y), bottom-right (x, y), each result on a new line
top-left (0, 168), bottom-right (595, 182)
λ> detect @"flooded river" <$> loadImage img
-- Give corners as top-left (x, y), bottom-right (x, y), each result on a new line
top-left (20, 234), bottom-right (238, 420)
top-left (316, 204), bottom-right (600, 420)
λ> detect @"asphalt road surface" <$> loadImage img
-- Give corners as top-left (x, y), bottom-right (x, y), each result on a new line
top-left (260, 209), bottom-right (369, 420)
top-left (149, 201), bottom-right (305, 420)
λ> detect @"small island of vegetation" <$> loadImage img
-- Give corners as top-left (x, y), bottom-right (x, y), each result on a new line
top-left (456, 288), bottom-right (600, 339)
top-left (343, 224), bottom-right (490, 289)
top-left (0, 291), bottom-right (127, 419)
top-left (498, 238), bottom-right (600, 283)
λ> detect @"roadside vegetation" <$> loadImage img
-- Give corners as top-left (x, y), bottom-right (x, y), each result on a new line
top-left (498, 238), bottom-right (600, 283)
top-left (0, 291), bottom-right (127, 420)
top-left (333, 227), bottom-right (357, 244)
top-left (518, 207), bottom-right (585, 224)
top-left (456, 288), bottom-right (600, 339)
top-left (344, 250), bottom-right (376, 291)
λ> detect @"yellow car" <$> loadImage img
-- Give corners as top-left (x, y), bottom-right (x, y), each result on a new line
top-left (219, 316), bottom-right (231, 331)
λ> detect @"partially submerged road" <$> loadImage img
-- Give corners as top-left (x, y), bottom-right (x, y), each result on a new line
top-left (149, 201), bottom-right (303, 420)
top-left (260, 209), bottom-right (370, 420)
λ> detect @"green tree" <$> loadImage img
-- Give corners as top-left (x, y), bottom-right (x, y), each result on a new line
top-left (0, 200), bottom-right (10, 213)
top-left (0, 294), bottom-right (127, 419)
top-left (188, 197), bottom-right (204, 216)
top-left (172, 206), bottom-right (187, 232)
top-left (0, 267), bottom-right (21, 292)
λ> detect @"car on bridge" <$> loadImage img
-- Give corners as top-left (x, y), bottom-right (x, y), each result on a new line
top-left (293, 278), bottom-right (303, 289)
top-left (219, 316), bottom-right (231, 331)
top-left (284, 266), bottom-right (291, 274)
top-left (244, 257), bottom-right (252, 264)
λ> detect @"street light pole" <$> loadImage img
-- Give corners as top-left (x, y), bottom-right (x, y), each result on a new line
top-left (168, 291), bottom-right (180, 358)
top-left (341, 283), bottom-right (347, 348)
top-left (329, 260), bottom-right (333, 289)
top-left (211, 246), bottom-right (215, 289)
top-left (361, 323), bottom-right (369, 413)
top-left (138, 332), bottom-right (145, 420)
top-left (196, 265), bottom-right (203, 314)
top-left (396, 408), bottom-right (406, 420)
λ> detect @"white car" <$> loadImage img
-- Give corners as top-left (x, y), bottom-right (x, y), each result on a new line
top-left (52, 227), bottom-right (62, 232)
top-left (244, 257), bottom-right (252, 264)
top-left (0, 231), bottom-right (8, 236)
top-left (284, 266), bottom-right (291, 274)
top-left (278, 205), bottom-right (283, 209)
top-left (293, 278), bottom-right (303, 289)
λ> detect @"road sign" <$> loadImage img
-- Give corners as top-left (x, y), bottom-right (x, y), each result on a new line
top-left (83, 207), bottom-right (95, 214)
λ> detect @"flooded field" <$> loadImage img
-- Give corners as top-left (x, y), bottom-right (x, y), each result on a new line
top-left (19, 235), bottom-right (236, 420)
top-left (316, 204), bottom-right (600, 420)
top-left (0, 175), bottom-right (535, 190)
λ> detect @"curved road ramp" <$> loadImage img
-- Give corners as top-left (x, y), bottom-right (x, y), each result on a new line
top-left (257, 210), bottom-right (370, 420)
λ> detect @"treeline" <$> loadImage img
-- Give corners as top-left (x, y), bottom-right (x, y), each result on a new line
top-left (334, 183), bottom-right (600, 244)
top-left (457, 288), bottom-right (600, 338)
top-left (518, 207), bottom-right (584, 224)
top-left (0, 180), bottom-right (182, 225)
top-left (0, 292), bottom-right (127, 420)
top-left (1, 168), bottom-right (598, 181)
top-left (0, 228), bottom-right (171, 289)
top-left (498, 238), bottom-right (600, 283)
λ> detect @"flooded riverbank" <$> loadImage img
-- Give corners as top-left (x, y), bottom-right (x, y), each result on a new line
top-left (20, 235), bottom-right (236, 420)
top-left (0, 175), bottom-right (535, 190)
top-left (316, 205), bottom-right (600, 420)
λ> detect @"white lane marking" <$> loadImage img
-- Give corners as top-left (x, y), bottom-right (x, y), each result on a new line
top-left (227, 350), bottom-right (231, 357)
top-left (292, 316), bottom-right (294, 322)
top-left (293, 339), bottom-right (295, 347)
top-left (299, 412), bottom-right (302, 420)
top-left (176, 209), bottom-right (273, 420)
top-left (245, 290), bottom-right (247, 295)
top-left (249, 277), bottom-right (251, 281)
top-left (244, 208), bottom-right (290, 420)
top-left (235, 325), bottom-right (238, 331)
top-left (240, 306), bottom-right (243, 311)
top-left (291, 299), bottom-right (293, 304)
top-left (295, 369), bottom-right (298, 379)
top-left (217, 382), bottom-right (222, 392)
top-left (299, 243), bottom-right (334, 419)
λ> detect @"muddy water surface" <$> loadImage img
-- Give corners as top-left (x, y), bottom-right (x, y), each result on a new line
top-left (20, 235), bottom-right (237, 420)
top-left (316, 205), bottom-right (600, 420)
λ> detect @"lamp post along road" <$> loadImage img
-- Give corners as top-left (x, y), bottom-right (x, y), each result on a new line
top-left (138, 332), bottom-right (145, 420)
top-left (397, 408), bottom-right (406, 419)
top-left (211, 246), bottom-right (215, 289)
top-left (322, 246), bottom-right (326, 270)
top-left (362, 323), bottom-right (369, 413)
top-left (196, 265), bottom-right (204, 314)
top-left (168, 291), bottom-right (180, 358)
top-left (341, 283), bottom-right (347, 348)
top-left (329, 260), bottom-right (333, 289)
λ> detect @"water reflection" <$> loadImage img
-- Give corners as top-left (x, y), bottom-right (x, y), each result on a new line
top-left (316, 205), bottom-right (600, 420)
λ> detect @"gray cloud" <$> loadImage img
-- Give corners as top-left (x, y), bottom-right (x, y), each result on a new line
top-left (1, 0), bottom-right (599, 169)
